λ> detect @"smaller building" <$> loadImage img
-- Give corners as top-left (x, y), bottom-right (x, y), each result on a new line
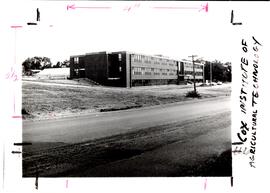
top-left (179, 60), bottom-right (204, 82)
top-left (36, 68), bottom-right (70, 79)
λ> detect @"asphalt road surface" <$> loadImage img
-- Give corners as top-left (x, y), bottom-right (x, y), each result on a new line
top-left (23, 96), bottom-right (231, 177)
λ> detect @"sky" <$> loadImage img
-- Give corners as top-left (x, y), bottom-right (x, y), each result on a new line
top-left (3, 1), bottom-right (268, 65)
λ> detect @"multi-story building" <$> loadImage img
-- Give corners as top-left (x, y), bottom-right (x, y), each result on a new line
top-left (70, 51), bottom-right (204, 87)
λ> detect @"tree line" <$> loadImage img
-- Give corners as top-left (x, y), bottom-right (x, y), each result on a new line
top-left (22, 56), bottom-right (70, 72)
top-left (201, 60), bottom-right (232, 82)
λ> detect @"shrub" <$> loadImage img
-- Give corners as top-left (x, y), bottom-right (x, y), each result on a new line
top-left (185, 90), bottom-right (201, 98)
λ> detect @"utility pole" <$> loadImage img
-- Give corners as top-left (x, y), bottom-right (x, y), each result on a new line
top-left (210, 61), bottom-right (213, 85)
top-left (188, 55), bottom-right (197, 93)
top-left (203, 63), bottom-right (205, 83)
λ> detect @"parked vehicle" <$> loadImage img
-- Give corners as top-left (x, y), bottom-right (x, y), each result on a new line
top-left (210, 82), bottom-right (217, 86)
top-left (217, 81), bottom-right (223, 85)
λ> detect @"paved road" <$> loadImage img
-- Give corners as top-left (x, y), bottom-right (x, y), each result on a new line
top-left (23, 96), bottom-right (230, 144)
top-left (23, 96), bottom-right (231, 177)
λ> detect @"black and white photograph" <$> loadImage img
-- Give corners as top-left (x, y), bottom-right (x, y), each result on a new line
top-left (20, 1), bottom-right (232, 177)
top-left (1, 1), bottom-right (270, 193)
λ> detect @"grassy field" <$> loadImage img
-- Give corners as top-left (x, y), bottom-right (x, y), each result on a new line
top-left (22, 80), bottom-right (231, 120)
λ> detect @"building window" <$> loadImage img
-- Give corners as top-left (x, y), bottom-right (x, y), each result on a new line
top-left (132, 67), bottom-right (142, 75)
top-left (74, 57), bottom-right (79, 64)
top-left (118, 54), bottom-right (122, 61)
top-left (134, 55), bottom-right (142, 63)
top-left (161, 69), bottom-right (167, 75)
top-left (154, 68), bottom-right (160, 75)
top-left (74, 69), bottom-right (79, 76)
top-left (145, 67), bottom-right (151, 75)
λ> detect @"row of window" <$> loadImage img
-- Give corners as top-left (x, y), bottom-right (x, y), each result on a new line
top-left (185, 67), bottom-right (203, 72)
top-left (132, 57), bottom-right (204, 69)
top-left (183, 62), bottom-right (203, 69)
top-left (185, 71), bottom-right (203, 76)
top-left (132, 67), bottom-right (177, 76)
top-left (132, 55), bottom-right (177, 66)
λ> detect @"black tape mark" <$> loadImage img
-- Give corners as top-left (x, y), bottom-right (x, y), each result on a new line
top-left (14, 142), bottom-right (32, 146)
top-left (232, 142), bottom-right (243, 145)
top-left (27, 8), bottom-right (40, 25)
top-left (37, 8), bottom-right (40, 22)
top-left (231, 176), bottom-right (233, 187)
top-left (232, 150), bottom-right (242, 153)
top-left (27, 22), bottom-right (37, 25)
top-left (11, 151), bottom-right (22, 154)
top-left (231, 10), bottom-right (242, 25)
top-left (230, 10), bottom-right (234, 23)
top-left (35, 165), bottom-right (39, 190)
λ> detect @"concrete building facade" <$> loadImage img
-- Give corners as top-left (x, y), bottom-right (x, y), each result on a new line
top-left (70, 51), bottom-right (204, 87)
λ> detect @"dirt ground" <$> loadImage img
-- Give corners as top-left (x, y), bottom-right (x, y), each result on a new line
top-left (22, 79), bottom-right (231, 120)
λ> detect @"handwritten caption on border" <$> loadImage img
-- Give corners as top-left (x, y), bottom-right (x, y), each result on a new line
top-left (232, 36), bottom-right (262, 168)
